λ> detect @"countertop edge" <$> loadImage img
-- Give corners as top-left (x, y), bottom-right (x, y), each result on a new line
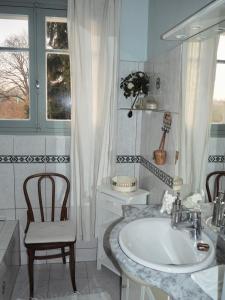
top-left (109, 204), bottom-right (217, 300)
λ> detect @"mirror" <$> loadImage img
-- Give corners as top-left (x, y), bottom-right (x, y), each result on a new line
top-left (162, 0), bottom-right (225, 41)
top-left (161, 1), bottom-right (225, 203)
top-left (180, 13), bottom-right (225, 202)
top-left (187, 26), bottom-right (225, 126)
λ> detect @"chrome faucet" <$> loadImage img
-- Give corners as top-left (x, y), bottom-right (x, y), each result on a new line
top-left (212, 192), bottom-right (225, 227)
top-left (171, 192), bottom-right (202, 240)
top-left (219, 210), bottom-right (225, 234)
top-left (171, 191), bottom-right (182, 226)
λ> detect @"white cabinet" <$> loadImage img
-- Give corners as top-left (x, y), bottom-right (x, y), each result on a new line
top-left (121, 273), bottom-right (170, 300)
top-left (96, 184), bottom-right (149, 275)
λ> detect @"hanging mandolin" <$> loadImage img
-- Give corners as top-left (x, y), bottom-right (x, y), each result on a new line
top-left (153, 112), bottom-right (172, 165)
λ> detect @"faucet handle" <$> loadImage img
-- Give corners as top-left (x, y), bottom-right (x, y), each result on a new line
top-left (189, 210), bottom-right (202, 229)
top-left (191, 210), bottom-right (201, 220)
top-left (220, 212), bottom-right (225, 234)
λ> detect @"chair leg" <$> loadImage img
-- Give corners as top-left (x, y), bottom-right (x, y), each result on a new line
top-left (27, 248), bottom-right (35, 299)
top-left (61, 247), bottom-right (66, 264)
top-left (69, 244), bottom-right (77, 292)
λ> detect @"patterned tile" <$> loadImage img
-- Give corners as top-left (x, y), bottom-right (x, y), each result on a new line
top-left (0, 155), bottom-right (70, 164)
top-left (140, 156), bottom-right (173, 188)
top-left (116, 155), bottom-right (173, 188)
top-left (116, 155), bottom-right (141, 163)
top-left (208, 155), bottom-right (225, 163)
top-left (117, 154), bottom-right (224, 187)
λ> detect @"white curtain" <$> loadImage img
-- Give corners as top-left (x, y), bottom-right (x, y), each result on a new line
top-left (179, 36), bottom-right (219, 196)
top-left (68, 0), bottom-right (121, 240)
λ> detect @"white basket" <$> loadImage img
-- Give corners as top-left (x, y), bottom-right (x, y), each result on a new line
top-left (111, 176), bottom-right (137, 193)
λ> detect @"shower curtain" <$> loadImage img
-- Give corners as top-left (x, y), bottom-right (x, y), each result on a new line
top-left (67, 0), bottom-right (121, 240)
top-left (179, 36), bottom-right (219, 195)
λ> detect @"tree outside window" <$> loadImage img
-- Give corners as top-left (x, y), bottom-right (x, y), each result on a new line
top-left (0, 14), bottom-right (71, 122)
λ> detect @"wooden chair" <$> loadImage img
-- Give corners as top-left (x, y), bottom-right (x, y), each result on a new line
top-left (206, 171), bottom-right (225, 202)
top-left (23, 173), bottom-right (76, 298)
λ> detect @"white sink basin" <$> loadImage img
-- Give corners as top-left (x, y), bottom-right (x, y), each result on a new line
top-left (119, 218), bottom-right (215, 273)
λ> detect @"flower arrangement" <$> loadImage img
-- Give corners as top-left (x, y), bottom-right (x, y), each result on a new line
top-left (120, 71), bottom-right (149, 98)
top-left (120, 71), bottom-right (150, 117)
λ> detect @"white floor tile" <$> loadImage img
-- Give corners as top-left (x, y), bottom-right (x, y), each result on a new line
top-left (47, 278), bottom-right (89, 297)
top-left (16, 264), bottom-right (50, 283)
top-left (46, 292), bottom-right (111, 300)
top-left (49, 262), bottom-right (87, 280)
top-left (49, 263), bottom-right (70, 280)
top-left (11, 279), bottom-right (49, 300)
top-left (87, 262), bottom-right (120, 300)
top-left (87, 262), bottom-right (118, 280)
top-left (76, 262), bottom-right (88, 279)
top-left (47, 279), bottom-right (74, 298)
top-left (11, 261), bottom-right (120, 300)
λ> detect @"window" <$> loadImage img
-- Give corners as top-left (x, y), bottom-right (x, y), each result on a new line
top-left (0, 15), bottom-right (29, 120)
top-left (0, 5), bottom-right (70, 134)
top-left (211, 33), bottom-right (225, 137)
top-left (46, 17), bottom-right (70, 121)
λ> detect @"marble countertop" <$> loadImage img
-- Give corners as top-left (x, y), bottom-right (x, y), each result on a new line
top-left (109, 204), bottom-right (223, 300)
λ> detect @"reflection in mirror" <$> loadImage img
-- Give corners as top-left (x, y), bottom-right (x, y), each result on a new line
top-left (179, 33), bottom-right (218, 194)
top-left (212, 33), bottom-right (225, 124)
top-left (177, 15), bottom-right (225, 197)
top-left (161, 2), bottom-right (225, 204)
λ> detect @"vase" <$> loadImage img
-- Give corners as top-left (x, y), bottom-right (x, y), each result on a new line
top-left (134, 98), bottom-right (144, 109)
top-left (153, 149), bottom-right (166, 165)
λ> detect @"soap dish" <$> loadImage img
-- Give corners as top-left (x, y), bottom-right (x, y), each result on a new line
top-left (111, 176), bottom-right (137, 192)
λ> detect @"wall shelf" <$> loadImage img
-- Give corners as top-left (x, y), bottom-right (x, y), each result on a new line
top-left (119, 108), bottom-right (178, 114)
top-left (161, 0), bottom-right (225, 41)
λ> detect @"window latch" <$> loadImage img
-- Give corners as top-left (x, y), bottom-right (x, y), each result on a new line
top-left (35, 80), bottom-right (40, 89)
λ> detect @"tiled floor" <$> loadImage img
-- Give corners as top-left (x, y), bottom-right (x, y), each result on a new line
top-left (11, 261), bottom-right (120, 300)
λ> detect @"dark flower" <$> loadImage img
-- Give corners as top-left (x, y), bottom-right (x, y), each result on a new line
top-left (120, 71), bottom-right (150, 98)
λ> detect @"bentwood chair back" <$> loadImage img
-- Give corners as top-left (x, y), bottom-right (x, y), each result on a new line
top-left (206, 171), bottom-right (225, 202)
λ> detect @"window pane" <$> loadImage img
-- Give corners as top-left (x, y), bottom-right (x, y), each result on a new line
top-left (0, 51), bottom-right (29, 120)
top-left (217, 34), bottom-right (225, 61)
top-left (47, 53), bottom-right (71, 120)
top-left (212, 63), bottom-right (225, 124)
top-left (0, 15), bottom-right (28, 48)
top-left (46, 17), bottom-right (68, 50)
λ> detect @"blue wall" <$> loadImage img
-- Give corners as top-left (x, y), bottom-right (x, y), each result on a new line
top-left (119, 0), bottom-right (215, 61)
top-left (148, 0), bottom-right (214, 58)
top-left (120, 0), bottom-right (149, 62)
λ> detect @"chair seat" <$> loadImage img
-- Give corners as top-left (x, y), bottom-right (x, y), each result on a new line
top-left (25, 220), bottom-right (76, 244)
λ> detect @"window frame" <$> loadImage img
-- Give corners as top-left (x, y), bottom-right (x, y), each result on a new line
top-left (0, 4), bottom-right (70, 135)
top-left (37, 8), bottom-right (70, 134)
top-left (0, 6), bottom-right (37, 131)
top-left (211, 41), bottom-right (225, 137)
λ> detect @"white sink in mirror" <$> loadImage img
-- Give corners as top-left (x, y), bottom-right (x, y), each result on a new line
top-left (119, 218), bottom-right (215, 273)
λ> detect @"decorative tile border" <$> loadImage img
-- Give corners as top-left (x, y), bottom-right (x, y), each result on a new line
top-left (117, 155), bottom-right (224, 188)
top-left (117, 155), bottom-right (141, 163)
top-left (208, 155), bottom-right (224, 163)
top-left (0, 155), bottom-right (70, 163)
top-left (140, 156), bottom-right (174, 188)
top-left (116, 155), bottom-right (173, 188)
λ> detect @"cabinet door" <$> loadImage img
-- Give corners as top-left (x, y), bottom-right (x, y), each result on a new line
top-left (121, 274), bottom-right (129, 300)
top-left (128, 278), bottom-right (143, 300)
top-left (121, 274), bottom-right (170, 300)
top-left (142, 286), bottom-right (156, 300)
top-left (121, 276), bottom-right (142, 300)
top-left (150, 286), bottom-right (169, 300)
